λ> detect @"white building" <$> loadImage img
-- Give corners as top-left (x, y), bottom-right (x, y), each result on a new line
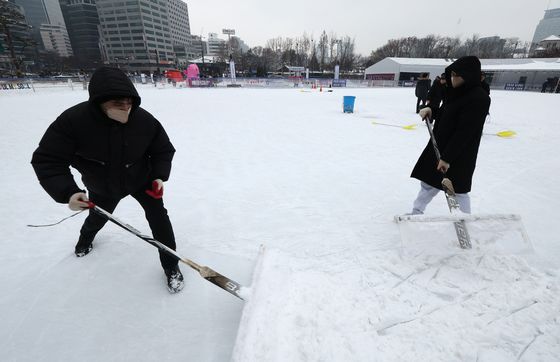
top-left (96, 0), bottom-right (193, 71)
top-left (364, 57), bottom-right (560, 91)
top-left (206, 33), bottom-right (227, 57)
top-left (532, 7), bottom-right (560, 45)
top-left (364, 58), bottom-right (456, 86)
top-left (40, 23), bottom-right (73, 57)
top-left (534, 35), bottom-right (560, 54)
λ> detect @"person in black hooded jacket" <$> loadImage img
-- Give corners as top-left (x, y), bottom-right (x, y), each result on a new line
top-left (415, 73), bottom-right (431, 113)
top-left (31, 67), bottom-right (184, 293)
top-left (408, 56), bottom-right (490, 215)
top-left (426, 73), bottom-right (447, 122)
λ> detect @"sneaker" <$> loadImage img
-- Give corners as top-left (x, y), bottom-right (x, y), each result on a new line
top-left (74, 235), bottom-right (94, 257)
top-left (164, 266), bottom-right (184, 294)
top-left (75, 244), bottom-right (93, 257)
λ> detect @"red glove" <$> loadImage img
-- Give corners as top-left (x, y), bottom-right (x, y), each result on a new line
top-left (145, 179), bottom-right (164, 199)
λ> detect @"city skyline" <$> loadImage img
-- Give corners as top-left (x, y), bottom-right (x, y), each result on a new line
top-left (187, 0), bottom-right (559, 55)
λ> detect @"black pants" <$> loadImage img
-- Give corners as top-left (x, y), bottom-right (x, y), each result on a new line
top-left (77, 188), bottom-right (177, 270)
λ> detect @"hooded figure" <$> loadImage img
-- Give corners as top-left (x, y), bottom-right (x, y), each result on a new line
top-left (409, 56), bottom-right (490, 214)
top-left (426, 73), bottom-right (447, 121)
top-left (31, 67), bottom-right (184, 293)
top-left (415, 73), bottom-right (431, 113)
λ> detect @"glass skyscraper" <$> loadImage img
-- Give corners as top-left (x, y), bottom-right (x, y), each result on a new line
top-left (13, 0), bottom-right (73, 57)
top-left (59, 0), bottom-right (101, 63)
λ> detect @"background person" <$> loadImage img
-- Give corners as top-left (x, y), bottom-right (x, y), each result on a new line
top-left (415, 72), bottom-right (431, 113)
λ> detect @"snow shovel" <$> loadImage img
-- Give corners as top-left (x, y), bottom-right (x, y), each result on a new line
top-left (395, 119), bottom-right (533, 256)
top-left (88, 203), bottom-right (246, 300)
top-left (395, 213), bottom-right (533, 256)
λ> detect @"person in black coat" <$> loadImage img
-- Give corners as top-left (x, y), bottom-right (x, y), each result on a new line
top-left (426, 73), bottom-right (447, 121)
top-left (409, 56), bottom-right (490, 215)
top-left (480, 72), bottom-right (490, 95)
top-left (31, 67), bottom-right (184, 293)
top-left (415, 73), bottom-right (431, 113)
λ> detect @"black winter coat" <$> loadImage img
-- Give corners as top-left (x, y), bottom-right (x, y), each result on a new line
top-left (427, 79), bottom-right (446, 108)
top-left (481, 80), bottom-right (490, 95)
top-left (31, 67), bottom-right (175, 203)
top-left (415, 78), bottom-right (431, 100)
top-left (411, 56), bottom-right (490, 193)
top-left (427, 79), bottom-right (447, 120)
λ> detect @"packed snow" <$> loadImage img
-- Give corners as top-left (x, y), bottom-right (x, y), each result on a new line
top-left (0, 84), bottom-right (559, 361)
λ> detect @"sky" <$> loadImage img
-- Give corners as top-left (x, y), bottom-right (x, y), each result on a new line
top-left (186, 0), bottom-right (559, 55)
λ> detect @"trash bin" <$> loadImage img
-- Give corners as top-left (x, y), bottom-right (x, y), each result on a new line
top-left (343, 96), bottom-right (356, 113)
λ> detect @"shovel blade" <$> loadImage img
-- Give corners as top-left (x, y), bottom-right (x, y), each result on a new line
top-left (395, 213), bottom-right (533, 256)
top-left (198, 266), bottom-right (245, 300)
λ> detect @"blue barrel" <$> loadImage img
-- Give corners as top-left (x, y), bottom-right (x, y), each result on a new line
top-left (343, 96), bottom-right (356, 113)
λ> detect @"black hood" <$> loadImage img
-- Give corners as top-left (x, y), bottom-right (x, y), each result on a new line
top-left (445, 56), bottom-right (482, 89)
top-left (88, 67), bottom-right (141, 110)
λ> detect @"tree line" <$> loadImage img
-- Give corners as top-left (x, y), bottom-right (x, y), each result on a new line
top-left (365, 35), bottom-right (535, 67)
top-left (227, 33), bottom-right (544, 76)
top-left (226, 31), bottom-right (359, 77)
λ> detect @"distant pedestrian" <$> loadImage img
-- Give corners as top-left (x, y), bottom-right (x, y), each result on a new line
top-left (541, 79), bottom-right (549, 93)
top-left (408, 56), bottom-right (491, 215)
top-left (480, 72), bottom-right (490, 95)
top-left (426, 73), bottom-right (447, 122)
top-left (415, 73), bottom-right (431, 113)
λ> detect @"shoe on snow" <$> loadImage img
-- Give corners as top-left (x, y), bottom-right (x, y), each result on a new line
top-left (75, 244), bottom-right (93, 257)
top-left (164, 266), bottom-right (184, 293)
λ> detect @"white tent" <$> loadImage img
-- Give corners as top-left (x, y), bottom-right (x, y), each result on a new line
top-left (364, 58), bottom-right (456, 86)
top-left (364, 57), bottom-right (560, 91)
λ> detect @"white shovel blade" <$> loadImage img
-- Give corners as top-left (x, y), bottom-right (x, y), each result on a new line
top-left (395, 213), bottom-right (533, 256)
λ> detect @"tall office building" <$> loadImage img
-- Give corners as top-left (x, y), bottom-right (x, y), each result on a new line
top-left (1, 1), bottom-right (35, 73)
top-left (206, 32), bottom-right (226, 57)
top-left (168, 0), bottom-right (190, 43)
top-left (532, 7), bottom-right (560, 44)
top-left (167, 0), bottom-right (199, 65)
top-left (58, 0), bottom-right (101, 63)
top-left (12, 0), bottom-right (73, 57)
top-left (96, 0), bottom-right (193, 71)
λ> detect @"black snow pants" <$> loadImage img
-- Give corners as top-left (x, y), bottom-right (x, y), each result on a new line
top-left (77, 188), bottom-right (177, 270)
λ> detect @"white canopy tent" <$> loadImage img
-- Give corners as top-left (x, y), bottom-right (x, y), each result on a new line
top-left (364, 57), bottom-right (560, 91)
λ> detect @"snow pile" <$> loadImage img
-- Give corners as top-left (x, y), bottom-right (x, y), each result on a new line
top-left (234, 249), bottom-right (559, 361)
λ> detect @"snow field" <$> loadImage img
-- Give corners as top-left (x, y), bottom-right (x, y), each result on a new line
top-left (0, 86), bottom-right (559, 361)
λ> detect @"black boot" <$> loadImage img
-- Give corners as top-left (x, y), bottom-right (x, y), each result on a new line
top-left (75, 235), bottom-right (94, 257)
top-left (164, 265), bottom-right (184, 293)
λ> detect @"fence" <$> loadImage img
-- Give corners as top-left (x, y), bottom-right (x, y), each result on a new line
top-left (0, 77), bottom-right (87, 92)
top-left (5, 76), bottom-right (555, 93)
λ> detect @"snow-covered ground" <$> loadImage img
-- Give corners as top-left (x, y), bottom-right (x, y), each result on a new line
top-left (0, 85), bottom-right (558, 361)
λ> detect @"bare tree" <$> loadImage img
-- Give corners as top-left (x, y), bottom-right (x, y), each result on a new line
top-left (329, 32), bottom-right (338, 62)
top-left (435, 36), bottom-right (461, 58)
top-left (318, 31), bottom-right (329, 70)
top-left (458, 34), bottom-right (480, 57)
top-left (338, 36), bottom-right (357, 71)
top-left (416, 35), bottom-right (439, 57)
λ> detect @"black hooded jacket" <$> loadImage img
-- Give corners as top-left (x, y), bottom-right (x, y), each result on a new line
top-left (415, 77), bottom-right (431, 100)
top-left (31, 67), bottom-right (176, 203)
top-left (411, 56), bottom-right (490, 193)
